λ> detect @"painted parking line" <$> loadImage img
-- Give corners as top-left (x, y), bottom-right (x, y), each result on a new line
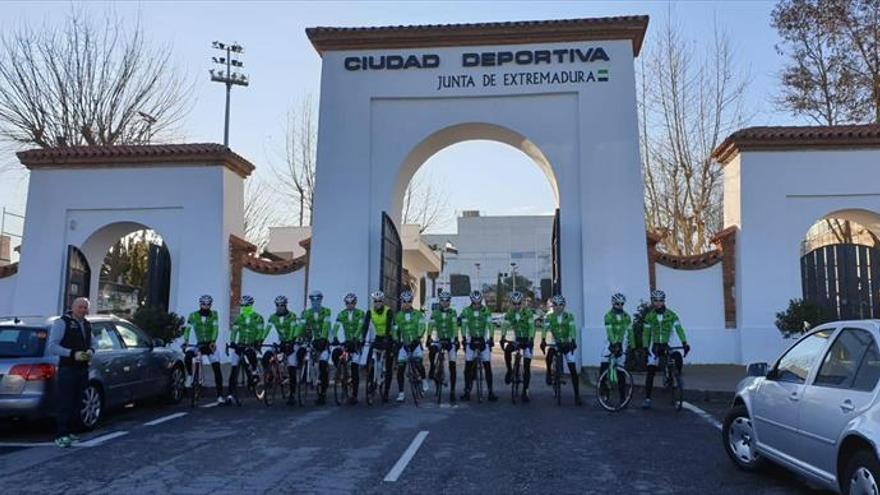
top-left (77, 431), bottom-right (129, 447)
top-left (144, 412), bottom-right (188, 426)
top-left (0, 442), bottom-right (56, 447)
top-left (384, 430), bottom-right (429, 482)
top-left (682, 401), bottom-right (722, 431)
top-left (199, 401), bottom-right (221, 409)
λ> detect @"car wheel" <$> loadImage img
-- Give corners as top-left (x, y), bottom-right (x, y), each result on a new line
top-left (166, 365), bottom-right (185, 404)
top-left (77, 383), bottom-right (103, 431)
top-left (843, 450), bottom-right (880, 495)
top-left (722, 404), bottom-right (764, 471)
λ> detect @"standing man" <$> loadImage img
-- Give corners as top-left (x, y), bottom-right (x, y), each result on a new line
top-left (228, 295), bottom-right (264, 403)
top-left (334, 293), bottom-right (365, 405)
top-left (460, 290), bottom-right (498, 402)
top-left (428, 291), bottom-right (460, 404)
top-left (501, 291), bottom-right (536, 402)
top-left (541, 295), bottom-right (582, 405)
top-left (48, 297), bottom-right (94, 448)
top-left (361, 291), bottom-right (394, 403)
top-left (393, 290), bottom-right (428, 403)
top-left (181, 295), bottom-right (225, 405)
top-left (264, 295), bottom-right (299, 406)
top-left (641, 290), bottom-right (690, 409)
top-left (301, 290), bottom-right (333, 405)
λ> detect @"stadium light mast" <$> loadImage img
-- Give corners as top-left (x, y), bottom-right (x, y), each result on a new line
top-left (210, 41), bottom-right (249, 146)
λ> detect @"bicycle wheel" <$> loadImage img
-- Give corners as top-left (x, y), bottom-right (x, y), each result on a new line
top-left (553, 356), bottom-right (562, 406)
top-left (334, 364), bottom-right (344, 406)
top-left (298, 362), bottom-right (310, 406)
top-left (511, 353), bottom-right (521, 404)
top-left (190, 363), bottom-right (201, 408)
top-left (434, 351), bottom-right (445, 405)
top-left (263, 367), bottom-right (275, 407)
top-left (476, 358), bottom-right (484, 403)
top-left (408, 361), bottom-right (421, 406)
top-left (597, 367), bottom-right (634, 412)
top-left (365, 360), bottom-right (376, 406)
top-left (279, 363), bottom-right (291, 403)
top-left (672, 370), bottom-right (684, 412)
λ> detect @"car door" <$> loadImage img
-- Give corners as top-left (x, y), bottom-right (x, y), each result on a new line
top-left (797, 325), bottom-right (880, 478)
top-left (751, 328), bottom-right (835, 462)
top-left (89, 322), bottom-right (131, 406)
top-left (112, 321), bottom-right (154, 400)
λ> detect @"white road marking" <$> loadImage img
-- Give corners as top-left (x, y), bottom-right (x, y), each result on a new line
top-left (77, 431), bottom-right (129, 447)
top-left (144, 412), bottom-right (188, 426)
top-left (384, 430), bottom-right (429, 482)
top-left (0, 442), bottom-right (56, 447)
top-left (199, 401), bottom-right (221, 408)
top-left (682, 401), bottom-right (722, 431)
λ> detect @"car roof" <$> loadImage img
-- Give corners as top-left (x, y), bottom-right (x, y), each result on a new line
top-left (813, 319), bottom-right (880, 331)
top-left (0, 314), bottom-right (124, 328)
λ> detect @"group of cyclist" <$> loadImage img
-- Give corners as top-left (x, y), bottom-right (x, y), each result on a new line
top-left (179, 286), bottom-right (690, 409)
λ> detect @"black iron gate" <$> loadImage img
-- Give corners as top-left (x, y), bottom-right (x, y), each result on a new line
top-left (802, 243), bottom-right (880, 320)
top-left (551, 208), bottom-right (561, 296)
top-left (63, 245), bottom-right (91, 313)
top-left (380, 212), bottom-right (403, 311)
top-left (146, 242), bottom-right (172, 311)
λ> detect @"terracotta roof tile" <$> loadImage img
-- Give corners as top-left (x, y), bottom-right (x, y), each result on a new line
top-left (307, 15), bottom-right (649, 56)
top-left (712, 124), bottom-right (880, 165)
top-left (17, 143), bottom-right (255, 178)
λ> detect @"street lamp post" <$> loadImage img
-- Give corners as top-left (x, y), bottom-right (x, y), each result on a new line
top-left (210, 41), bottom-right (249, 146)
top-left (510, 262), bottom-right (518, 292)
top-left (475, 263), bottom-right (481, 293)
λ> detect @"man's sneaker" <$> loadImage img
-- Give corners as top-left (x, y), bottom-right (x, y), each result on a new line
top-left (395, 392), bottom-right (405, 403)
top-left (641, 398), bottom-right (652, 409)
top-left (487, 393), bottom-right (498, 402)
top-left (504, 370), bottom-right (512, 385)
top-left (216, 396), bottom-right (226, 405)
top-left (225, 394), bottom-right (235, 405)
top-left (67, 434), bottom-right (80, 444)
top-left (185, 375), bottom-right (193, 388)
top-left (54, 436), bottom-right (72, 448)
top-left (521, 391), bottom-right (530, 403)
top-left (422, 380), bottom-right (430, 393)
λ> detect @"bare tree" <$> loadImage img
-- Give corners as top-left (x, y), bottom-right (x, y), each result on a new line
top-left (639, 18), bottom-right (750, 255)
top-left (772, 0), bottom-right (875, 125)
top-left (0, 9), bottom-right (191, 149)
top-left (243, 177), bottom-right (279, 252)
top-left (272, 97), bottom-right (317, 227)
top-left (402, 172), bottom-right (450, 233)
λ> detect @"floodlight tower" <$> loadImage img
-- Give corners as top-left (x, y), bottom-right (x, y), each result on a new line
top-left (210, 41), bottom-right (249, 146)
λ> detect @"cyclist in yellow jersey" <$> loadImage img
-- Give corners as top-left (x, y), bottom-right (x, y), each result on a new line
top-left (361, 291), bottom-right (395, 403)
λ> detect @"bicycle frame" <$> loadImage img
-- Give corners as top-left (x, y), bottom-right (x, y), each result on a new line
top-left (365, 341), bottom-right (387, 405)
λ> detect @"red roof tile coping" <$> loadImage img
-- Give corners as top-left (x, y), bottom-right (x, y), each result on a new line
top-left (0, 262), bottom-right (18, 279)
top-left (17, 143), bottom-right (255, 178)
top-left (712, 124), bottom-right (880, 165)
top-left (307, 16), bottom-right (649, 57)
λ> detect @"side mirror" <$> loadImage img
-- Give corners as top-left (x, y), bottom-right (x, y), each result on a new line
top-left (152, 338), bottom-right (165, 348)
top-left (747, 362), bottom-right (769, 378)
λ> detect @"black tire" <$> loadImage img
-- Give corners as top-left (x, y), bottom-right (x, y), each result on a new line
top-left (298, 363), bottom-right (310, 406)
top-left (190, 363), bottom-right (201, 408)
top-left (365, 361), bottom-right (376, 406)
top-left (511, 353), bottom-right (521, 404)
top-left (843, 450), bottom-right (880, 495)
top-left (263, 367), bottom-right (276, 407)
top-left (553, 356), bottom-right (562, 406)
top-left (334, 363), bottom-right (349, 406)
top-left (722, 405), bottom-right (765, 471)
top-left (596, 367), bottom-right (633, 412)
top-left (672, 371), bottom-right (684, 412)
top-left (434, 352), bottom-right (445, 405)
top-left (408, 361), bottom-right (421, 406)
top-left (76, 382), bottom-right (103, 432)
top-left (167, 365), bottom-right (185, 405)
top-left (476, 359), bottom-right (484, 404)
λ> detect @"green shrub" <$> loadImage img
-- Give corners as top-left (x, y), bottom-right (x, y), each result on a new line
top-left (131, 305), bottom-right (183, 344)
top-left (775, 299), bottom-right (831, 337)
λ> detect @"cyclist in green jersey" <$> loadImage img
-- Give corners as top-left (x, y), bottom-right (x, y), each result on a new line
top-left (460, 290), bottom-right (498, 402)
top-left (302, 290), bottom-right (333, 405)
top-left (427, 291), bottom-right (460, 404)
top-left (642, 289), bottom-right (690, 409)
top-left (393, 290), bottom-right (428, 403)
top-left (361, 291), bottom-right (395, 403)
top-left (262, 295), bottom-right (299, 405)
top-left (540, 294), bottom-right (582, 405)
top-left (501, 291), bottom-right (536, 402)
top-left (601, 293), bottom-right (634, 402)
top-left (333, 293), bottom-right (366, 405)
top-left (228, 295), bottom-right (264, 403)
top-left (181, 295), bottom-right (225, 405)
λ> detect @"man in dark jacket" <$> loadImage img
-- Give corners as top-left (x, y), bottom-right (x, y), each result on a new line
top-left (47, 297), bottom-right (94, 448)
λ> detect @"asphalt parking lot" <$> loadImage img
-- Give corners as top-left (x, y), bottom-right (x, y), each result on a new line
top-left (0, 359), bottom-right (831, 494)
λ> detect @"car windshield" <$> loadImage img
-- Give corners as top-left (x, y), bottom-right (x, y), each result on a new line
top-left (0, 326), bottom-right (48, 358)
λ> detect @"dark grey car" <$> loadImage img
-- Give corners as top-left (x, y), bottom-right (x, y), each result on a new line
top-left (0, 315), bottom-right (185, 430)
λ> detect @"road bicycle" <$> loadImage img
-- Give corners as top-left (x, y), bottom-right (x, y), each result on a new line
top-left (402, 345), bottom-right (425, 406)
top-left (297, 341), bottom-right (319, 406)
top-left (225, 343), bottom-right (264, 406)
top-left (431, 340), bottom-right (451, 405)
top-left (663, 346), bottom-right (685, 412)
top-left (596, 351), bottom-right (633, 412)
top-left (365, 340), bottom-right (389, 405)
top-left (333, 345), bottom-right (353, 406)
top-left (470, 338), bottom-right (488, 403)
top-left (508, 340), bottom-right (524, 404)
top-left (183, 344), bottom-right (213, 408)
top-left (260, 343), bottom-right (291, 407)
top-left (545, 343), bottom-right (568, 406)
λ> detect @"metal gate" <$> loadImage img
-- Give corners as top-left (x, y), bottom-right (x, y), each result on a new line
top-left (63, 245), bottom-right (91, 313)
top-left (551, 208), bottom-right (561, 296)
top-left (380, 212), bottom-right (403, 311)
top-left (146, 242), bottom-right (172, 311)
top-left (802, 243), bottom-right (880, 320)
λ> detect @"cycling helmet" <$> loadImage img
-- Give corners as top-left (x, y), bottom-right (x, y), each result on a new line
top-left (308, 290), bottom-right (323, 301)
top-left (198, 294), bottom-right (213, 306)
top-left (240, 295), bottom-right (255, 307)
top-left (370, 291), bottom-right (385, 302)
top-left (509, 291), bottom-right (524, 304)
top-left (470, 290), bottom-right (483, 303)
top-left (438, 291), bottom-right (452, 303)
top-left (551, 294), bottom-right (566, 307)
top-left (400, 290), bottom-right (414, 303)
top-left (274, 295), bottom-right (288, 306)
top-left (343, 293), bottom-right (358, 304)
top-left (611, 293), bottom-right (626, 305)
top-left (650, 289), bottom-right (666, 302)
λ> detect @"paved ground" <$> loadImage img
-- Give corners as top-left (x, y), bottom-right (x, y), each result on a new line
top-left (0, 356), bottom-right (830, 494)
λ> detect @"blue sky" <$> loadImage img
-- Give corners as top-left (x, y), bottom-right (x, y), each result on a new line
top-left (0, 0), bottom-right (798, 234)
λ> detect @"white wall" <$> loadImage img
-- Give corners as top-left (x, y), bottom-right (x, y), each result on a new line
top-left (241, 268), bottom-right (307, 344)
top-left (0, 274), bottom-right (16, 316)
top-left (267, 226), bottom-right (311, 259)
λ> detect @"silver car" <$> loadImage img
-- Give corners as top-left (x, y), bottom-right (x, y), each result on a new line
top-left (0, 315), bottom-right (185, 430)
top-left (723, 320), bottom-right (880, 494)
